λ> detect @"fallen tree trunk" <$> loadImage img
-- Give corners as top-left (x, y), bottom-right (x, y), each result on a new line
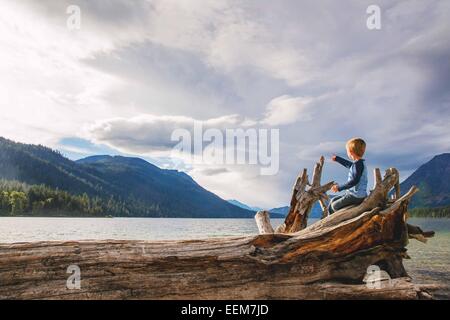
top-left (0, 158), bottom-right (436, 300)
top-left (0, 189), bottom-right (435, 300)
top-left (0, 235), bottom-right (437, 300)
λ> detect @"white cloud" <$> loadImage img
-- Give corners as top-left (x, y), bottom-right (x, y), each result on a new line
top-left (297, 141), bottom-right (345, 162)
top-left (262, 95), bottom-right (314, 126)
top-left (84, 113), bottom-right (257, 155)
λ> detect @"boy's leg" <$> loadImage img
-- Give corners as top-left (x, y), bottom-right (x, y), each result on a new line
top-left (328, 196), bottom-right (342, 215)
top-left (330, 194), bottom-right (364, 213)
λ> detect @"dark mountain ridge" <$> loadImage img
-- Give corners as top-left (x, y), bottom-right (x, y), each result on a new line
top-left (400, 153), bottom-right (450, 208)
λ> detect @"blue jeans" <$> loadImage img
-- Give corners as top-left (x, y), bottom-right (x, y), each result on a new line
top-left (328, 194), bottom-right (365, 214)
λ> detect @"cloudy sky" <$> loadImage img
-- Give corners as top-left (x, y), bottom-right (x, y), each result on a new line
top-left (0, 0), bottom-right (449, 208)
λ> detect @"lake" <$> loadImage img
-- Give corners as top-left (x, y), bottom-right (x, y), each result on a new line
top-left (0, 217), bottom-right (449, 299)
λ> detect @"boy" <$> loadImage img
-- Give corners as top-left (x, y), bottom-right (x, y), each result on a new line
top-left (328, 138), bottom-right (368, 214)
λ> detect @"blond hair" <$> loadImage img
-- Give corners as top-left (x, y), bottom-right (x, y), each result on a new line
top-left (346, 138), bottom-right (366, 158)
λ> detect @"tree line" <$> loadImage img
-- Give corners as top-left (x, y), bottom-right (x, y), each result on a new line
top-left (409, 206), bottom-right (450, 218)
top-left (2, 176), bottom-right (449, 218)
top-left (0, 179), bottom-right (165, 217)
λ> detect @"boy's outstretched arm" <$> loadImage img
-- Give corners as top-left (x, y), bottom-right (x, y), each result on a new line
top-left (337, 160), bottom-right (364, 191)
top-left (334, 155), bottom-right (352, 168)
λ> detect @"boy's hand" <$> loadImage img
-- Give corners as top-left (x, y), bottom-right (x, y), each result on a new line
top-left (331, 155), bottom-right (337, 161)
top-left (331, 184), bottom-right (339, 193)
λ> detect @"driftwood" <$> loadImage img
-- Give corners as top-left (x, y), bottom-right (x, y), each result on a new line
top-left (0, 157), bottom-right (436, 300)
top-left (250, 157), bottom-right (436, 299)
top-left (276, 156), bottom-right (334, 233)
top-left (255, 211), bottom-right (275, 234)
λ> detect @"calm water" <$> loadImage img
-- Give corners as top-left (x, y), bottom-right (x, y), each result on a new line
top-left (0, 217), bottom-right (287, 242)
top-left (0, 217), bottom-right (449, 298)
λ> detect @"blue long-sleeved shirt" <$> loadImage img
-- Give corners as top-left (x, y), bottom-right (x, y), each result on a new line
top-left (335, 156), bottom-right (368, 198)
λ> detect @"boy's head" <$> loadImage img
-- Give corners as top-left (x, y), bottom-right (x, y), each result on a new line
top-left (346, 138), bottom-right (366, 160)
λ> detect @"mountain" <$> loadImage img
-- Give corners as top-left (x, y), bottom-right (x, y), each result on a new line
top-left (227, 199), bottom-right (262, 212)
top-left (400, 153), bottom-right (450, 208)
top-left (0, 137), bottom-right (255, 218)
top-left (269, 203), bottom-right (323, 219)
top-left (269, 206), bottom-right (289, 216)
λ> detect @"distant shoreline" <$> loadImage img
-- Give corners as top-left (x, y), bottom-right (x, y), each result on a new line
top-left (0, 214), bottom-right (287, 219)
top-left (1, 205), bottom-right (449, 219)
top-left (409, 206), bottom-right (450, 219)
top-left (0, 213), bottom-right (447, 219)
